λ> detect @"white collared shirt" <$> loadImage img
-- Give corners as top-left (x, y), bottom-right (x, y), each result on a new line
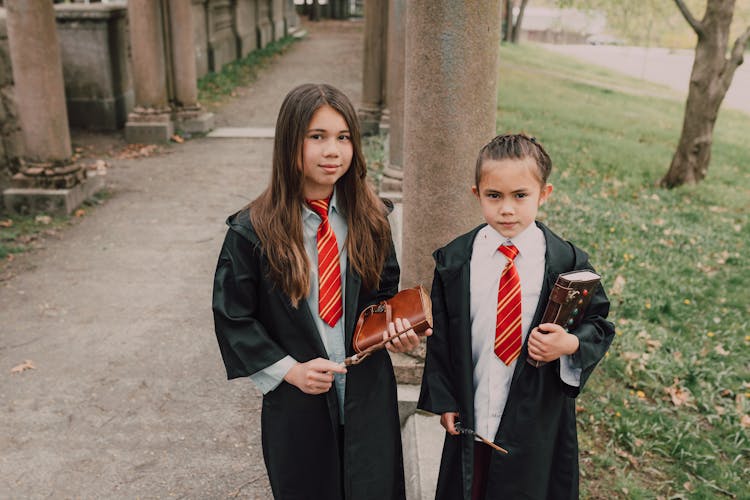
top-left (470, 223), bottom-right (580, 439)
top-left (250, 190), bottom-right (348, 422)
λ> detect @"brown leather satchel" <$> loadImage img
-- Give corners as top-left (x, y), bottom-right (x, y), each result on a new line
top-left (345, 286), bottom-right (433, 365)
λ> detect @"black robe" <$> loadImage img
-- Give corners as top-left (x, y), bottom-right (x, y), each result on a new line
top-left (212, 209), bottom-right (405, 500)
top-left (418, 222), bottom-right (615, 500)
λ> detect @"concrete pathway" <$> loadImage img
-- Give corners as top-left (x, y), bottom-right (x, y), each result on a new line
top-left (0, 19), bottom-right (370, 499)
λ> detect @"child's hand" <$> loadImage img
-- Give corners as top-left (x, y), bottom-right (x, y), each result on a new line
top-left (384, 317), bottom-right (433, 353)
top-left (527, 323), bottom-right (580, 363)
top-left (440, 412), bottom-right (461, 435)
top-left (284, 358), bottom-right (347, 395)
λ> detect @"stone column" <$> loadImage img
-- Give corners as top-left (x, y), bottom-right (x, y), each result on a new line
top-left (167, 0), bottom-right (214, 134)
top-left (3, 1), bottom-right (104, 214)
top-left (4, 1), bottom-right (71, 163)
top-left (380, 0), bottom-right (406, 195)
top-left (358, 0), bottom-right (388, 136)
top-left (401, 0), bottom-right (501, 289)
top-left (125, 0), bottom-right (174, 143)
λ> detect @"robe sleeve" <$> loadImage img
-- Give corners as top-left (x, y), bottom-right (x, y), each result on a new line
top-left (418, 265), bottom-right (459, 415)
top-left (212, 228), bottom-right (292, 380)
top-left (560, 249), bottom-right (615, 397)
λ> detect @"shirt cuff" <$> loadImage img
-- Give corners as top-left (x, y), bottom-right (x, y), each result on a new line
top-left (249, 356), bottom-right (297, 394)
top-left (559, 354), bottom-right (582, 387)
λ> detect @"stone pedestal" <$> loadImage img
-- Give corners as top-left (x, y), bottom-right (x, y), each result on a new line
top-left (4, 169), bottom-right (104, 216)
top-left (401, 0), bottom-right (501, 288)
top-left (125, 110), bottom-right (174, 144)
top-left (55, 4), bottom-right (133, 131)
top-left (359, 0), bottom-right (388, 136)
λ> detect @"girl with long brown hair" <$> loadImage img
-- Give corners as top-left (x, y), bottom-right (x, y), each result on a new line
top-left (212, 83), bottom-right (427, 499)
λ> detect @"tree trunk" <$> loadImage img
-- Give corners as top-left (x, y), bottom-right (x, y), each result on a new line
top-left (503, 0), bottom-right (512, 42)
top-left (661, 0), bottom-right (750, 188)
top-left (510, 0), bottom-right (529, 43)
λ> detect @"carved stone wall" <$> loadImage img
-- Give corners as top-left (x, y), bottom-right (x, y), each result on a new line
top-left (55, 4), bottom-right (133, 130)
top-left (0, 8), bottom-right (24, 192)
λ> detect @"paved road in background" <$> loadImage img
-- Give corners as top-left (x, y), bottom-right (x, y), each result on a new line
top-left (543, 44), bottom-right (750, 116)
top-left (0, 19), bottom-right (363, 499)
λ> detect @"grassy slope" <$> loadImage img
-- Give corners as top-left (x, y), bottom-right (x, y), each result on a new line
top-left (497, 43), bottom-right (749, 499)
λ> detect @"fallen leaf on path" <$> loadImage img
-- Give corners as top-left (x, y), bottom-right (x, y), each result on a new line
top-left (35, 215), bottom-right (52, 225)
top-left (170, 134), bottom-right (184, 144)
top-left (10, 360), bottom-right (36, 374)
top-left (74, 209), bottom-right (86, 217)
top-left (0, 219), bottom-right (12, 228)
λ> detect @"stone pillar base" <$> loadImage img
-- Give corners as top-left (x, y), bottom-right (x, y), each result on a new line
top-left (125, 109), bottom-right (173, 143)
top-left (175, 111), bottom-right (215, 134)
top-left (124, 120), bottom-right (174, 144)
top-left (3, 172), bottom-right (105, 215)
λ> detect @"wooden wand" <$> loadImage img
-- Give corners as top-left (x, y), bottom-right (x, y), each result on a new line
top-left (454, 422), bottom-right (509, 454)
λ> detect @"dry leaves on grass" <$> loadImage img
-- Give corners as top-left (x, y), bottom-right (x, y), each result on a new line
top-left (665, 380), bottom-right (694, 408)
top-left (10, 360), bottom-right (36, 374)
top-left (0, 219), bottom-right (13, 228)
top-left (615, 448), bottom-right (639, 468)
top-left (609, 275), bottom-right (626, 296)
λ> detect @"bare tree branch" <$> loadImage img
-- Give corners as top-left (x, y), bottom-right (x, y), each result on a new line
top-left (729, 25), bottom-right (750, 66)
top-left (719, 25), bottom-right (750, 94)
top-left (673, 0), bottom-right (704, 35)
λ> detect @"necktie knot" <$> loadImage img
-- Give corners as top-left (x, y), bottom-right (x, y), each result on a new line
top-left (498, 244), bottom-right (519, 261)
top-left (307, 198), bottom-right (330, 220)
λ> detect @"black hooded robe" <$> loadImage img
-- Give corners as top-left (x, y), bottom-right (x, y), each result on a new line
top-left (418, 222), bottom-right (615, 500)
top-left (213, 209), bottom-right (405, 500)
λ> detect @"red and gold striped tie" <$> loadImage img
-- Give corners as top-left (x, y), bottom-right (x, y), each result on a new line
top-left (495, 244), bottom-right (522, 365)
top-left (307, 198), bottom-right (343, 327)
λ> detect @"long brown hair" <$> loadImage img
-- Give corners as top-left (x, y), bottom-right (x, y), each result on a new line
top-left (250, 83), bottom-right (392, 306)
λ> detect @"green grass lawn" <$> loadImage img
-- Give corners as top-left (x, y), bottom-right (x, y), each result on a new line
top-left (497, 43), bottom-right (749, 498)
